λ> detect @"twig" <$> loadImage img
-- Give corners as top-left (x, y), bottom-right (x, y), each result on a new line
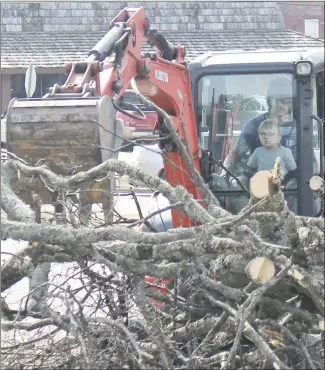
top-left (1, 318), bottom-right (56, 331)
top-left (0, 328), bottom-right (60, 350)
top-left (136, 283), bottom-right (172, 368)
top-left (90, 118), bottom-right (168, 155)
top-left (204, 293), bottom-right (290, 370)
top-left (1, 251), bottom-right (25, 260)
top-left (224, 196), bottom-right (269, 226)
top-left (89, 316), bottom-right (153, 362)
top-left (193, 351), bottom-right (233, 367)
top-left (256, 319), bottom-right (317, 370)
top-left (127, 202), bottom-right (180, 228)
top-left (189, 311), bottom-right (229, 359)
top-left (1, 149), bottom-right (29, 165)
top-left (129, 189), bottom-right (157, 232)
top-left (130, 190), bottom-right (144, 218)
top-left (224, 262), bottom-right (291, 369)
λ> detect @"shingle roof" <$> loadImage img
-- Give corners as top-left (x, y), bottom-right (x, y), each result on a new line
top-left (1, 1), bottom-right (284, 32)
top-left (1, 29), bottom-right (324, 69)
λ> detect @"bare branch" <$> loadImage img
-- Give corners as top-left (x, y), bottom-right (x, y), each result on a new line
top-left (8, 158), bottom-right (214, 224)
top-left (131, 78), bottom-right (222, 209)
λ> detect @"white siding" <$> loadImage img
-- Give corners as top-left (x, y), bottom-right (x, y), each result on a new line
top-left (305, 19), bottom-right (319, 38)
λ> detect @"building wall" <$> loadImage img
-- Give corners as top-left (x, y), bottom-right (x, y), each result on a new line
top-left (1, 70), bottom-right (66, 115)
top-left (278, 1), bottom-right (324, 39)
top-left (0, 75), bottom-right (11, 115)
top-left (0, 1), bottom-right (286, 111)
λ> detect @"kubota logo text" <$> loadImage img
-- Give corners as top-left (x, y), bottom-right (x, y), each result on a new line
top-left (155, 70), bottom-right (169, 83)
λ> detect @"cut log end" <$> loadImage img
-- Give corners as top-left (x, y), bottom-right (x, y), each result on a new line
top-left (309, 175), bottom-right (324, 193)
top-left (250, 171), bottom-right (271, 199)
top-left (246, 256), bottom-right (275, 285)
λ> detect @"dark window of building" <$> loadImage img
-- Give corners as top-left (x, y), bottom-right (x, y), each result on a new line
top-left (10, 74), bottom-right (66, 99)
top-left (10, 75), bottom-right (26, 99)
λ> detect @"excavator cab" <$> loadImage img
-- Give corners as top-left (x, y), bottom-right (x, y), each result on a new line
top-left (190, 48), bottom-right (324, 217)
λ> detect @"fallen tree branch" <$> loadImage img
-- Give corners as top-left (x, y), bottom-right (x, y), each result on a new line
top-left (288, 266), bottom-right (325, 316)
top-left (256, 319), bottom-right (317, 370)
top-left (1, 318), bottom-right (56, 332)
top-left (205, 292), bottom-right (290, 370)
top-left (189, 311), bottom-right (229, 359)
top-left (1, 127), bottom-right (324, 370)
top-left (224, 262), bottom-right (291, 369)
top-left (0, 328), bottom-right (60, 351)
top-left (88, 316), bottom-right (154, 362)
top-left (1, 163), bottom-right (34, 222)
top-left (7, 158), bottom-right (214, 224)
top-left (130, 78), bottom-right (221, 209)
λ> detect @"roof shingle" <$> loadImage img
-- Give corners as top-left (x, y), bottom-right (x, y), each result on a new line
top-left (1, 1), bottom-right (323, 70)
top-left (1, 29), bottom-right (324, 69)
top-left (0, 1), bottom-right (285, 32)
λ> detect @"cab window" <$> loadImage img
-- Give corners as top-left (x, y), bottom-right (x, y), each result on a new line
top-left (198, 73), bottom-right (298, 214)
top-left (121, 91), bottom-right (154, 112)
top-left (240, 98), bottom-right (262, 112)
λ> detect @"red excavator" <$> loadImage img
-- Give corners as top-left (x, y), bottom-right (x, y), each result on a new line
top-left (6, 7), bottom-right (202, 228)
top-left (6, 6), bottom-right (325, 226)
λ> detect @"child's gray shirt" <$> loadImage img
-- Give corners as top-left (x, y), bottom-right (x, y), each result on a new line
top-left (247, 146), bottom-right (297, 174)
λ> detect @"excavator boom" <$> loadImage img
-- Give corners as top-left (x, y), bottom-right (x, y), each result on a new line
top-left (6, 6), bottom-right (201, 228)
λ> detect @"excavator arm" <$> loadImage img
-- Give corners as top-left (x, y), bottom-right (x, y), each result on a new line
top-left (6, 7), bottom-right (202, 228)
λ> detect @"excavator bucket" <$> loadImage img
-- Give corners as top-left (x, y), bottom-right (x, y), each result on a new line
top-left (6, 96), bottom-right (124, 205)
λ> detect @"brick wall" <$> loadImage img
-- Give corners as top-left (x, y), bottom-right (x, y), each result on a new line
top-left (278, 1), bottom-right (324, 39)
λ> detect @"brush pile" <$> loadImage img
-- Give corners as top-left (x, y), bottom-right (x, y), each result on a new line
top-left (1, 153), bottom-right (324, 370)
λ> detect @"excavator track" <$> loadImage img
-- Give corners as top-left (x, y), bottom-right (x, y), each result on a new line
top-left (6, 96), bottom-right (123, 205)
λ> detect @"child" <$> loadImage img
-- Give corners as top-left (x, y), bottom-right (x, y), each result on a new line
top-left (247, 119), bottom-right (297, 175)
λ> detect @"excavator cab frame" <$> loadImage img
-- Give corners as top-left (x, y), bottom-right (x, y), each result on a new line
top-left (189, 48), bottom-right (324, 217)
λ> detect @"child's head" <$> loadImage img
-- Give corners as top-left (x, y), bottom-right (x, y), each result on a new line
top-left (258, 119), bottom-right (281, 149)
